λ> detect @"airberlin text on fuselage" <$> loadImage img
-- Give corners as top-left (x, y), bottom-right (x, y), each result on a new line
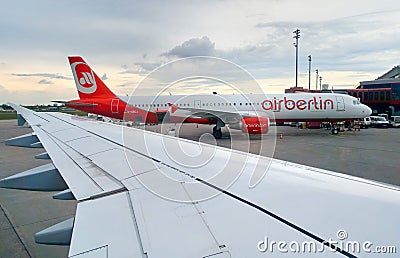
top-left (262, 96), bottom-right (334, 111)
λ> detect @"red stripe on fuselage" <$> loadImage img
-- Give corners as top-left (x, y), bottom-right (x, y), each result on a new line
top-left (66, 98), bottom-right (158, 124)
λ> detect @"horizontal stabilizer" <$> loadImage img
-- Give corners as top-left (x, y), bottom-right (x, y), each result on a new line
top-left (17, 114), bottom-right (26, 126)
top-left (5, 133), bottom-right (39, 147)
top-left (0, 163), bottom-right (67, 191)
top-left (30, 142), bottom-right (43, 148)
top-left (35, 152), bottom-right (50, 160)
top-left (35, 217), bottom-right (74, 245)
top-left (53, 189), bottom-right (75, 200)
top-left (52, 100), bottom-right (98, 107)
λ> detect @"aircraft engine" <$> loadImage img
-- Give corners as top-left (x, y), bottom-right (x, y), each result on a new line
top-left (230, 117), bottom-right (269, 134)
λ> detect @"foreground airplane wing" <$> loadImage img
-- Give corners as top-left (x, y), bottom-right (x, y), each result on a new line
top-left (1, 104), bottom-right (399, 257)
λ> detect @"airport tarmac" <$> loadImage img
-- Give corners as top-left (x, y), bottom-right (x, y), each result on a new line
top-left (0, 120), bottom-right (74, 258)
top-left (0, 119), bottom-right (399, 257)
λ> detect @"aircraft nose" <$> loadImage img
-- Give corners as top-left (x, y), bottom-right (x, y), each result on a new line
top-left (362, 104), bottom-right (372, 116)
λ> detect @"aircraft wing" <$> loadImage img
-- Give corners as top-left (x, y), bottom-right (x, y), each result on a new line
top-left (2, 103), bottom-right (400, 257)
top-left (169, 103), bottom-right (267, 123)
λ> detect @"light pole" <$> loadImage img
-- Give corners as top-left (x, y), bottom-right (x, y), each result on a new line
top-left (293, 29), bottom-right (300, 87)
top-left (315, 69), bottom-right (319, 90)
top-left (319, 76), bottom-right (322, 90)
top-left (308, 55), bottom-right (312, 91)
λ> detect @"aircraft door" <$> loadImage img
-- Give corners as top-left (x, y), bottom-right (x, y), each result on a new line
top-left (194, 100), bottom-right (201, 109)
top-left (111, 98), bottom-right (119, 113)
top-left (335, 96), bottom-right (345, 111)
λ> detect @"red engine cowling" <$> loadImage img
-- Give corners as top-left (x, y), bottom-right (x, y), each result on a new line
top-left (241, 117), bottom-right (269, 134)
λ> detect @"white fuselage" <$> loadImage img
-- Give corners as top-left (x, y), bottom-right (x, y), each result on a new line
top-left (120, 93), bottom-right (371, 122)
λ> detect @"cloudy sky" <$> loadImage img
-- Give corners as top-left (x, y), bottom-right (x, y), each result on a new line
top-left (0, 0), bottom-right (399, 104)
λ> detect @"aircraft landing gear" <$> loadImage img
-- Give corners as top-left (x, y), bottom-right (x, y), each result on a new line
top-left (212, 126), bottom-right (222, 139)
top-left (212, 118), bottom-right (225, 139)
top-left (331, 124), bottom-right (339, 135)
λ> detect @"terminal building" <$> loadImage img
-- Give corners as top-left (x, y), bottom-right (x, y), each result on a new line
top-left (286, 65), bottom-right (400, 117)
top-left (348, 66), bottom-right (400, 116)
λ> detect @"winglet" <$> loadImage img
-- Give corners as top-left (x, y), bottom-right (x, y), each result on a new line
top-left (168, 103), bottom-right (179, 114)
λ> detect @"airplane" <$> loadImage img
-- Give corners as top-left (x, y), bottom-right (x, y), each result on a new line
top-left (0, 103), bottom-right (399, 257)
top-left (56, 56), bottom-right (372, 139)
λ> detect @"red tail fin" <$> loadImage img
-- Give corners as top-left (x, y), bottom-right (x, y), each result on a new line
top-left (68, 56), bottom-right (117, 99)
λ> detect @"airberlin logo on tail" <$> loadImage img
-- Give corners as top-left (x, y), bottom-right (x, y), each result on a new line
top-left (71, 62), bottom-right (97, 94)
top-left (79, 72), bottom-right (95, 85)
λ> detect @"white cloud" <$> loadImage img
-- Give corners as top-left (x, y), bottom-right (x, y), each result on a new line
top-left (162, 36), bottom-right (216, 57)
top-left (11, 73), bottom-right (72, 80)
top-left (0, 84), bottom-right (76, 105)
top-left (38, 79), bottom-right (53, 85)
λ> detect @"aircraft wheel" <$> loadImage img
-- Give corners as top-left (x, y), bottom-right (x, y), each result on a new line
top-left (331, 125), bottom-right (339, 135)
top-left (213, 129), bottom-right (222, 139)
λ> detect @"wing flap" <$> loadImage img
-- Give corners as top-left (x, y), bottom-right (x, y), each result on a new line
top-left (69, 192), bottom-right (143, 258)
top-left (89, 149), bottom-right (133, 177)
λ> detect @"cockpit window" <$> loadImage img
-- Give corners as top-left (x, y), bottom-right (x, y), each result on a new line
top-left (352, 100), bottom-right (361, 105)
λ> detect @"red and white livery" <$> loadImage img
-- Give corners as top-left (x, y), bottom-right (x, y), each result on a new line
top-left (61, 57), bottom-right (372, 138)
